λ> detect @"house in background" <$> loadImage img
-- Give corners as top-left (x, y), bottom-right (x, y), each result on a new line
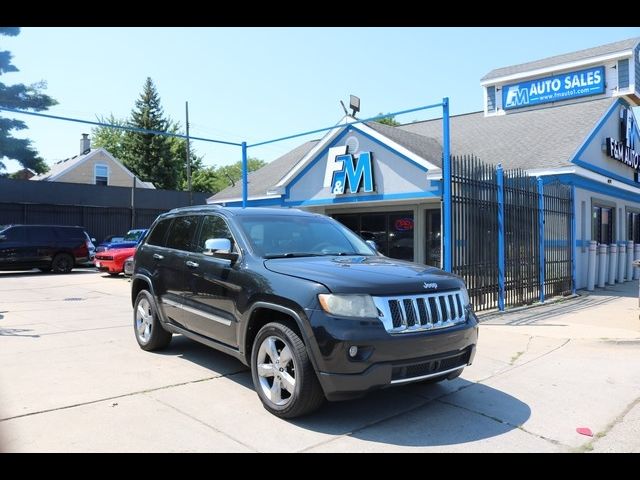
top-left (31, 134), bottom-right (155, 189)
top-left (10, 168), bottom-right (36, 180)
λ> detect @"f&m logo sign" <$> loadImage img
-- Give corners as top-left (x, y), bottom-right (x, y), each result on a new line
top-left (323, 146), bottom-right (375, 195)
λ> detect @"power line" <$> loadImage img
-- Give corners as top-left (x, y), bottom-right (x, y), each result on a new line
top-left (0, 106), bottom-right (243, 147)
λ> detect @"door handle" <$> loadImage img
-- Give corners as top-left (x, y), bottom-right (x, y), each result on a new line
top-left (153, 253), bottom-right (164, 260)
top-left (185, 260), bottom-right (199, 268)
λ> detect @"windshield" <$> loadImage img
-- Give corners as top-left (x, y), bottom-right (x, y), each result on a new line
top-left (237, 215), bottom-right (375, 258)
top-left (123, 230), bottom-right (144, 241)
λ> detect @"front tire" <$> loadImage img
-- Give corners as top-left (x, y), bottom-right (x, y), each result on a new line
top-left (133, 290), bottom-right (172, 351)
top-left (251, 322), bottom-right (325, 419)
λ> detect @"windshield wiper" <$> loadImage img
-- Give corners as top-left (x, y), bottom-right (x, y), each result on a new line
top-left (263, 252), bottom-right (323, 259)
top-left (318, 251), bottom-right (363, 256)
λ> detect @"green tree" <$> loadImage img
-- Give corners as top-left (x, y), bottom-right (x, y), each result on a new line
top-left (91, 114), bottom-right (127, 161)
top-left (122, 77), bottom-right (178, 189)
top-left (191, 158), bottom-right (266, 194)
top-left (374, 112), bottom-right (400, 126)
top-left (0, 27), bottom-right (56, 174)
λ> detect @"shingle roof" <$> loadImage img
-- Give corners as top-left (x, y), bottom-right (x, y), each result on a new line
top-left (399, 97), bottom-right (615, 170)
top-left (209, 140), bottom-right (319, 201)
top-left (366, 121), bottom-right (442, 168)
top-left (31, 151), bottom-right (92, 181)
top-left (482, 37), bottom-right (640, 82)
top-left (31, 148), bottom-right (155, 188)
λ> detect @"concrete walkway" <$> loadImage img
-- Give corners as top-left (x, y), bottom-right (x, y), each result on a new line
top-left (1, 271), bottom-right (638, 452)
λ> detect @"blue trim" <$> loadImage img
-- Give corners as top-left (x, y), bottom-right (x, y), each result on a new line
top-left (571, 185), bottom-right (577, 295)
top-left (572, 158), bottom-right (640, 189)
top-left (569, 98), bottom-right (640, 189)
top-left (241, 141), bottom-right (248, 209)
top-left (351, 124), bottom-right (430, 173)
top-left (284, 189), bottom-right (441, 207)
top-left (496, 165), bottom-right (505, 312)
top-left (442, 97), bottom-right (452, 273)
top-left (537, 177), bottom-right (545, 303)
top-left (285, 128), bottom-right (351, 196)
top-left (544, 173), bottom-right (640, 203)
top-left (570, 98), bottom-right (621, 163)
top-left (284, 125), bottom-right (433, 202)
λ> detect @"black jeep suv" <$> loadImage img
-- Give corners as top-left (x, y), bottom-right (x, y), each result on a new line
top-left (131, 206), bottom-right (478, 418)
top-left (0, 224), bottom-right (93, 273)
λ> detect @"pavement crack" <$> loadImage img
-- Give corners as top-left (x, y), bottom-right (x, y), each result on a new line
top-left (435, 397), bottom-right (570, 450)
top-left (575, 395), bottom-right (640, 453)
top-left (151, 396), bottom-right (256, 452)
top-left (0, 368), bottom-right (248, 423)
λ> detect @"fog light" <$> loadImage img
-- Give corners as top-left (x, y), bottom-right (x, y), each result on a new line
top-left (348, 346), bottom-right (358, 358)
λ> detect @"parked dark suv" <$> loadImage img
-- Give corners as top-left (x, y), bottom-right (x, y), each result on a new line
top-left (131, 206), bottom-right (478, 418)
top-left (0, 224), bottom-right (93, 273)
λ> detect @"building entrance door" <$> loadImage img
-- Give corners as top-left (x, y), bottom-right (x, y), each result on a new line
top-left (425, 209), bottom-right (441, 268)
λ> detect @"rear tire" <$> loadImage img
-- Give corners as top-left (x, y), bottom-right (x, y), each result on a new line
top-left (51, 253), bottom-right (74, 273)
top-left (251, 321), bottom-right (325, 419)
top-left (133, 290), bottom-right (172, 351)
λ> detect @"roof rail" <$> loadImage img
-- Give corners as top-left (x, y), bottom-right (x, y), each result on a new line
top-left (168, 204), bottom-right (221, 213)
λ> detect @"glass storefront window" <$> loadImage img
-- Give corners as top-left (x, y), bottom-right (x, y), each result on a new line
top-left (628, 211), bottom-right (640, 243)
top-left (592, 205), bottom-right (614, 245)
top-left (333, 211), bottom-right (414, 261)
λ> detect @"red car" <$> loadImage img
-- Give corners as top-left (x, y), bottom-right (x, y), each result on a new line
top-left (94, 247), bottom-right (136, 276)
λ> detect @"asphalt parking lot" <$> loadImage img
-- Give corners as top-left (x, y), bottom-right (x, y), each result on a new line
top-left (1, 269), bottom-right (639, 452)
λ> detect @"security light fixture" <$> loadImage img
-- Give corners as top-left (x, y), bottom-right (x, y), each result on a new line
top-left (349, 95), bottom-right (360, 117)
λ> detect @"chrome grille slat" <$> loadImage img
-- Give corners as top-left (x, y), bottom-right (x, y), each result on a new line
top-left (376, 290), bottom-right (467, 334)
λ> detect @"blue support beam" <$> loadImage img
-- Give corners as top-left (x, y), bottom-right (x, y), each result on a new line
top-left (442, 97), bottom-right (452, 273)
top-left (571, 185), bottom-right (577, 294)
top-left (497, 164), bottom-right (505, 311)
top-left (242, 141), bottom-right (248, 208)
top-left (537, 177), bottom-right (545, 303)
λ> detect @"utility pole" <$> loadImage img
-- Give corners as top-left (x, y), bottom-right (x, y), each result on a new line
top-left (185, 101), bottom-right (192, 206)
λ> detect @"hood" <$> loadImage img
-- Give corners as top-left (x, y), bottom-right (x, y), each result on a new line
top-left (264, 255), bottom-right (465, 295)
top-left (101, 240), bottom-right (139, 250)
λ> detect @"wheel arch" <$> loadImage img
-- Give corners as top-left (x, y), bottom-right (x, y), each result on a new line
top-left (242, 302), bottom-right (318, 371)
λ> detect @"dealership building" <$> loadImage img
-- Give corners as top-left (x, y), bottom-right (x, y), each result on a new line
top-left (209, 37), bottom-right (640, 290)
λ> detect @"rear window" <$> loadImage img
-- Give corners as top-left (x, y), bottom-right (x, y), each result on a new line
top-left (146, 218), bottom-right (172, 247)
top-left (27, 226), bottom-right (57, 242)
top-left (54, 227), bottom-right (84, 240)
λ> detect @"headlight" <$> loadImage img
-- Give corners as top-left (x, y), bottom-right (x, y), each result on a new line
top-left (460, 286), bottom-right (470, 307)
top-left (318, 294), bottom-right (378, 318)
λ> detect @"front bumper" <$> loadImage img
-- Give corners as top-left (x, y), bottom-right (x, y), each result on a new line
top-left (306, 308), bottom-right (478, 401)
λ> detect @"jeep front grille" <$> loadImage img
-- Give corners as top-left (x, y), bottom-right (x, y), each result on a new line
top-left (373, 290), bottom-right (466, 334)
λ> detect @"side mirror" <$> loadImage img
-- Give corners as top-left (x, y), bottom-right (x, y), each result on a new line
top-left (365, 240), bottom-right (378, 252)
top-left (204, 238), bottom-right (238, 263)
top-left (91, 238), bottom-right (96, 243)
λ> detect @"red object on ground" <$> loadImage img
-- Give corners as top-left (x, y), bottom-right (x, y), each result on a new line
top-left (576, 427), bottom-right (593, 437)
top-left (94, 247), bottom-right (136, 275)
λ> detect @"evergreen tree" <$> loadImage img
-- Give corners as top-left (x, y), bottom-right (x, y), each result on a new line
top-left (91, 114), bottom-right (127, 161)
top-left (123, 77), bottom-right (177, 189)
top-left (0, 27), bottom-right (57, 174)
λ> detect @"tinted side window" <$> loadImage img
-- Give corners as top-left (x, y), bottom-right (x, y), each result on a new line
top-left (165, 216), bottom-right (200, 252)
top-left (196, 215), bottom-right (234, 253)
top-left (54, 227), bottom-right (84, 240)
top-left (3, 226), bottom-right (26, 242)
top-left (26, 226), bottom-right (56, 242)
top-left (147, 219), bottom-right (172, 247)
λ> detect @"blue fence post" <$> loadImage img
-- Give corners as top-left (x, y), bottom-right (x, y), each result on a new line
top-left (442, 97), bottom-right (452, 273)
top-left (497, 164), bottom-right (505, 311)
top-left (571, 185), bottom-right (577, 294)
top-left (241, 141), bottom-right (248, 208)
top-left (537, 177), bottom-right (545, 303)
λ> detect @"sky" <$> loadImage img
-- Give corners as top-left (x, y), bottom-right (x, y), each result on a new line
top-left (1, 26), bottom-right (639, 173)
